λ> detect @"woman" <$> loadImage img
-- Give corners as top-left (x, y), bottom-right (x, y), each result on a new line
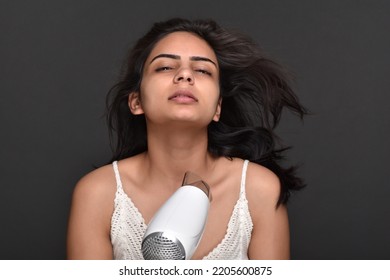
top-left (67, 18), bottom-right (306, 260)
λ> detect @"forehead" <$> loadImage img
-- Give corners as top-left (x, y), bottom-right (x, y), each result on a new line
top-left (146, 31), bottom-right (217, 63)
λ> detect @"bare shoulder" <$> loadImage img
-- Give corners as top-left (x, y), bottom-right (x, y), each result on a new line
top-left (245, 162), bottom-right (290, 259)
top-left (245, 162), bottom-right (281, 208)
top-left (72, 163), bottom-right (117, 202)
top-left (76, 164), bottom-right (115, 190)
top-left (67, 163), bottom-right (117, 259)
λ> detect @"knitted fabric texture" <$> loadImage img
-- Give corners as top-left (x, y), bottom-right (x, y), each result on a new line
top-left (110, 160), bottom-right (253, 260)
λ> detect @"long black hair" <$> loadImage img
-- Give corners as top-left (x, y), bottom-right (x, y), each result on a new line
top-left (106, 18), bottom-right (308, 205)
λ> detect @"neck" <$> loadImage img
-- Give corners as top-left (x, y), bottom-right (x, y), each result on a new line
top-left (142, 124), bottom-right (216, 186)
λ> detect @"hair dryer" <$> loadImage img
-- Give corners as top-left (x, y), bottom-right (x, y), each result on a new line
top-left (141, 172), bottom-right (211, 260)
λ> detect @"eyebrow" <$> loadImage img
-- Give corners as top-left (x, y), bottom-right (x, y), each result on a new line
top-left (150, 53), bottom-right (217, 68)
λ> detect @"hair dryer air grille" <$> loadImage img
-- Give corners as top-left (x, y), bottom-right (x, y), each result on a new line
top-left (141, 232), bottom-right (186, 260)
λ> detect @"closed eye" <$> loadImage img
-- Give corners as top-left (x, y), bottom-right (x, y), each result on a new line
top-left (156, 66), bottom-right (173, 72)
top-left (195, 69), bottom-right (212, 76)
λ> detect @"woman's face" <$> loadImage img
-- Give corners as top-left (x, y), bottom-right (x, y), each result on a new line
top-left (130, 31), bottom-right (221, 127)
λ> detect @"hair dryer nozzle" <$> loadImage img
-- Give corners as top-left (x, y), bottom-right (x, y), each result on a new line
top-left (142, 232), bottom-right (186, 260)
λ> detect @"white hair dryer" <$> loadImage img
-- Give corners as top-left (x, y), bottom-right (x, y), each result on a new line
top-left (141, 172), bottom-right (211, 260)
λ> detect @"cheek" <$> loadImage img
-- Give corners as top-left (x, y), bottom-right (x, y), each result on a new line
top-left (199, 75), bottom-right (219, 92)
top-left (209, 82), bottom-right (221, 101)
top-left (140, 74), bottom-right (168, 95)
top-left (139, 78), bottom-right (166, 112)
top-left (139, 76), bottom-right (157, 100)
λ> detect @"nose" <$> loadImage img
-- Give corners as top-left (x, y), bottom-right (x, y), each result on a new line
top-left (173, 68), bottom-right (194, 85)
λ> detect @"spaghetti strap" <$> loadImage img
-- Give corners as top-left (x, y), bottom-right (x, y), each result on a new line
top-left (240, 160), bottom-right (249, 196)
top-left (112, 161), bottom-right (123, 191)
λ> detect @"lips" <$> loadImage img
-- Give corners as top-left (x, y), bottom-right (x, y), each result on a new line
top-left (168, 90), bottom-right (198, 102)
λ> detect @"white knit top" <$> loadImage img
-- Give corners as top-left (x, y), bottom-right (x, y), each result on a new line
top-left (110, 160), bottom-right (253, 260)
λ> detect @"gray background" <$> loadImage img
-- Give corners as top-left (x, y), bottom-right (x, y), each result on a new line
top-left (1, 0), bottom-right (389, 259)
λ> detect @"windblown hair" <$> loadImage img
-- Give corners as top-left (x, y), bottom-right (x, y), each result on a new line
top-left (106, 18), bottom-right (307, 205)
